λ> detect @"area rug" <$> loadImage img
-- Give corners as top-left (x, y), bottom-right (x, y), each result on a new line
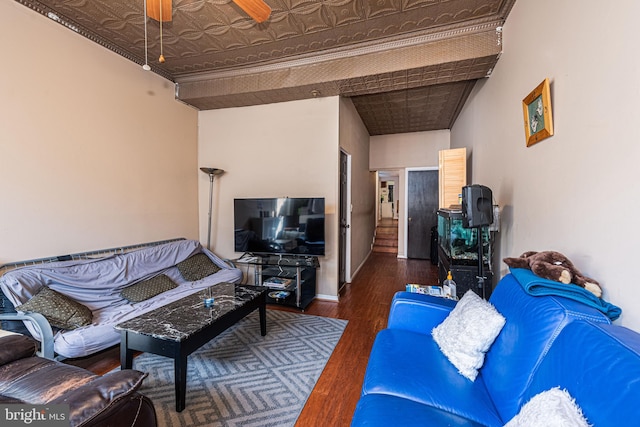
top-left (126, 309), bottom-right (347, 427)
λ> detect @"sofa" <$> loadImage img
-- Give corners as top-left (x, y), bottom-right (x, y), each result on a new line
top-left (0, 239), bottom-right (242, 358)
top-left (351, 269), bottom-right (640, 426)
top-left (0, 331), bottom-right (156, 427)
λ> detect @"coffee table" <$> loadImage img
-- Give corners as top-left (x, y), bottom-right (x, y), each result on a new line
top-left (115, 282), bottom-right (267, 412)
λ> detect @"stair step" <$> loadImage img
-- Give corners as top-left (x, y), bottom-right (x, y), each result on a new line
top-left (374, 239), bottom-right (397, 247)
top-left (374, 220), bottom-right (398, 254)
top-left (376, 228), bottom-right (397, 235)
top-left (373, 246), bottom-right (398, 253)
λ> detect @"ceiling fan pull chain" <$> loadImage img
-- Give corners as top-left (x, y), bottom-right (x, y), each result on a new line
top-left (142, 0), bottom-right (151, 70)
top-left (159, 0), bottom-right (165, 63)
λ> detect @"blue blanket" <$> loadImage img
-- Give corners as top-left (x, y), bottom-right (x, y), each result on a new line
top-left (510, 268), bottom-right (622, 321)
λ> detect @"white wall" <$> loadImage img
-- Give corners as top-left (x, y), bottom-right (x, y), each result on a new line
top-left (370, 130), bottom-right (450, 257)
top-left (198, 97), bottom-right (340, 299)
top-left (339, 98), bottom-right (376, 281)
top-left (451, 1), bottom-right (640, 330)
top-left (0, 2), bottom-right (199, 262)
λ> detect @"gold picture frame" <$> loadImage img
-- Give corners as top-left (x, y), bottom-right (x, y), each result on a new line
top-left (522, 78), bottom-right (554, 146)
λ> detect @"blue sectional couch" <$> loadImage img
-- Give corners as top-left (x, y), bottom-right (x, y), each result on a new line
top-left (351, 272), bottom-right (640, 426)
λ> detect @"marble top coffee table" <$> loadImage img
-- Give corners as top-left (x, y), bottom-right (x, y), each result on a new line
top-left (115, 282), bottom-right (267, 412)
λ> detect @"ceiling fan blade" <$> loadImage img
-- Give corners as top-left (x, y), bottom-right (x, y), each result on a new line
top-left (147, 0), bottom-right (172, 22)
top-left (232, 0), bottom-right (271, 23)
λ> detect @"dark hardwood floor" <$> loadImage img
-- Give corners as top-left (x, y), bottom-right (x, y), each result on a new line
top-left (66, 252), bottom-right (437, 426)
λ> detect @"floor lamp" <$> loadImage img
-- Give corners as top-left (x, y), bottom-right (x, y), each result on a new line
top-left (200, 167), bottom-right (225, 250)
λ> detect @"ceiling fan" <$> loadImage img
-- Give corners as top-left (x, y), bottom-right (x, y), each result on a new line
top-left (146, 0), bottom-right (272, 23)
top-left (142, 0), bottom-right (271, 68)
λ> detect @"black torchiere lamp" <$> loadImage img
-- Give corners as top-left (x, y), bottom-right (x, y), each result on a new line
top-left (200, 167), bottom-right (225, 250)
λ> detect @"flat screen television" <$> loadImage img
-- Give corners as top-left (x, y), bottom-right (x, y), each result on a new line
top-left (234, 197), bottom-right (325, 256)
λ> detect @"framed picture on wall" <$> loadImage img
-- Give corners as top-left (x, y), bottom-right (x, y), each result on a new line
top-left (522, 78), bottom-right (554, 146)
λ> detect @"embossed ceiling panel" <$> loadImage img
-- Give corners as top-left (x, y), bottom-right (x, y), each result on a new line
top-left (352, 80), bottom-right (478, 135)
top-left (16, 0), bottom-right (516, 134)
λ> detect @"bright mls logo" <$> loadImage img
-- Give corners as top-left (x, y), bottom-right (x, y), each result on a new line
top-left (0, 405), bottom-right (69, 426)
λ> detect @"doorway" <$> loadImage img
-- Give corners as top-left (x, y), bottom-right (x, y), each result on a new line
top-left (406, 169), bottom-right (439, 260)
top-left (339, 150), bottom-right (351, 291)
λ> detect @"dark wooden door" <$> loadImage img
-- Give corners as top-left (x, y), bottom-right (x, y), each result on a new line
top-left (407, 170), bottom-right (439, 259)
top-left (338, 151), bottom-right (349, 290)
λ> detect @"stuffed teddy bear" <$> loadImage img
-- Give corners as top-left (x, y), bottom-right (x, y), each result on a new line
top-left (503, 250), bottom-right (602, 298)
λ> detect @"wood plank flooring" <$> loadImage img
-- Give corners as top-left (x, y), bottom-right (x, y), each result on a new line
top-left (66, 252), bottom-right (437, 426)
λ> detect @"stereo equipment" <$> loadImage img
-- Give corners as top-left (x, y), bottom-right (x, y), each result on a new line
top-left (461, 185), bottom-right (493, 228)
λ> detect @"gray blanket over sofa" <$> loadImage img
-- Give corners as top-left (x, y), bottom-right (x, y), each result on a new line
top-left (0, 239), bottom-right (242, 358)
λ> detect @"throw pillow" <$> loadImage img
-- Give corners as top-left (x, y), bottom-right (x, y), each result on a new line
top-left (431, 290), bottom-right (506, 381)
top-left (176, 253), bottom-right (221, 281)
top-left (504, 387), bottom-right (590, 427)
top-left (0, 334), bottom-right (38, 365)
top-left (120, 274), bottom-right (178, 303)
top-left (15, 286), bottom-right (93, 330)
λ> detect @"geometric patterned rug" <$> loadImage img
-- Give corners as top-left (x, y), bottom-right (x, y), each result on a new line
top-left (126, 309), bottom-right (348, 427)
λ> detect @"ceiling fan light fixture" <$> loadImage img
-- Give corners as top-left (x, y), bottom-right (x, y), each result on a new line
top-left (232, 0), bottom-right (271, 23)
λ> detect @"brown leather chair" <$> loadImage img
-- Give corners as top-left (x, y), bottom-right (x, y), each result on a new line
top-left (0, 333), bottom-right (157, 427)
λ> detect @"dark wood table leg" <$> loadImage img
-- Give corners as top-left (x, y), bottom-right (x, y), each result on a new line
top-left (120, 332), bottom-right (134, 369)
top-left (175, 348), bottom-right (188, 412)
top-left (259, 300), bottom-right (267, 336)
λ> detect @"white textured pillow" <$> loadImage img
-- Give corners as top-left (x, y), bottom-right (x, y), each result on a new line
top-left (504, 387), bottom-right (590, 427)
top-left (431, 290), bottom-right (505, 381)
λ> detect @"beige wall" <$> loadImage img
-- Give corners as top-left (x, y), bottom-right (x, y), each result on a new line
top-left (370, 131), bottom-right (450, 258)
top-left (0, 2), bottom-right (199, 263)
top-left (451, 1), bottom-right (640, 330)
top-left (339, 98), bottom-right (376, 281)
top-left (370, 130), bottom-right (450, 170)
top-left (198, 97), bottom-right (340, 299)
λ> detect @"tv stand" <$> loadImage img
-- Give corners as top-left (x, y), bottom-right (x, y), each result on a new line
top-left (234, 254), bottom-right (319, 310)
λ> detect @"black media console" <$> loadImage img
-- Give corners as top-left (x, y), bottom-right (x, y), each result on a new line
top-left (234, 254), bottom-right (319, 310)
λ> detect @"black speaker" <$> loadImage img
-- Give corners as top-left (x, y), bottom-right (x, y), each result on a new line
top-left (461, 185), bottom-right (493, 228)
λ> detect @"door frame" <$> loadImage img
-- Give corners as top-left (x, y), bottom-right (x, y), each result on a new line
top-left (403, 166), bottom-right (439, 257)
top-left (377, 171), bottom-right (399, 222)
top-left (339, 149), bottom-right (352, 290)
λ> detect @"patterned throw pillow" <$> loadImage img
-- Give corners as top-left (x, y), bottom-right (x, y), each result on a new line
top-left (120, 274), bottom-right (178, 303)
top-left (176, 253), bottom-right (221, 281)
top-left (15, 286), bottom-right (93, 330)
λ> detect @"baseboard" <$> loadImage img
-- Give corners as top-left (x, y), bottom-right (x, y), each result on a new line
top-left (349, 250), bottom-right (372, 281)
top-left (315, 294), bottom-right (339, 302)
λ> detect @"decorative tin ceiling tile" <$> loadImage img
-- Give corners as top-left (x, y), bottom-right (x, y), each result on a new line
top-left (16, 0), bottom-right (515, 134)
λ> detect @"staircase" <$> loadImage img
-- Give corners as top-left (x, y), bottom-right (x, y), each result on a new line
top-left (373, 218), bottom-right (398, 254)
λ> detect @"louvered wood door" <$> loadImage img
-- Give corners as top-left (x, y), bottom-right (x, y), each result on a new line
top-left (438, 148), bottom-right (467, 209)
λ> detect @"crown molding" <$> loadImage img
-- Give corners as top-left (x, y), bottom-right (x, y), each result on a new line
top-left (175, 20), bottom-right (504, 84)
top-left (16, 0), bottom-right (175, 81)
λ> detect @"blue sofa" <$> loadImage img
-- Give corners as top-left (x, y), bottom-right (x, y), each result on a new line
top-left (351, 272), bottom-right (640, 426)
